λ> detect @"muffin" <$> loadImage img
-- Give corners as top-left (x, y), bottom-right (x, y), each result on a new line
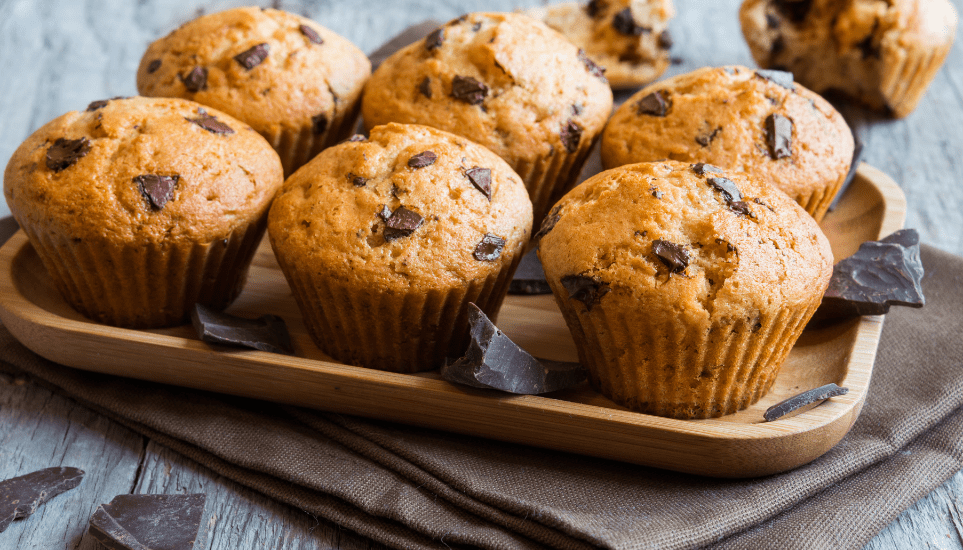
top-left (601, 66), bottom-right (854, 221)
top-left (537, 161), bottom-right (833, 419)
top-left (740, 0), bottom-right (958, 118)
top-left (137, 7), bottom-right (371, 175)
top-left (525, 0), bottom-right (676, 89)
top-left (4, 96), bottom-right (284, 328)
top-left (361, 12), bottom-right (613, 225)
top-left (268, 123), bottom-right (532, 373)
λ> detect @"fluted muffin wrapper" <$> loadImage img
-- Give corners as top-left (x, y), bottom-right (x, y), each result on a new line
top-left (276, 251), bottom-right (523, 373)
top-left (551, 287), bottom-right (823, 420)
top-left (880, 37), bottom-right (954, 118)
top-left (793, 169), bottom-right (847, 222)
top-left (514, 131), bottom-right (599, 228)
top-left (265, 99), bottom-right (363, 177)
top-left (20, 217), bottom-right (266, 329)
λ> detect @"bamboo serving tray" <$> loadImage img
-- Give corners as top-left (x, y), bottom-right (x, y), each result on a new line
top-left (0, 164), bottom-right (905, 478)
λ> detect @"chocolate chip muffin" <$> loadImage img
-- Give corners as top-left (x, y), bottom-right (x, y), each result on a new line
top-left (137, 6), bottom-right (370, 175)
top-left (361, 12), bottom-right (613, 226)
top-left (740, 0), bottom-right (958, 118)
top-left (4, 96), bottom-right (284, 328)
top-left (601, 66), bottom-right (854, 221)
top-left (537, 161), bottom-right (833, 419)
top-left (525, 0), bottom-right (676, 89)
top-left (268, 123), bottom-right (532, 373)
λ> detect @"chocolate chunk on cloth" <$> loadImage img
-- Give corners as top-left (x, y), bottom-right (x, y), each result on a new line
top-left (234, 43), bottom-right (270, 70)
top-left (766, 113), bottom-right (793, 159)
top-left (812, 229), bottom-right (925, 322)
top-left (636, 92), bottom-right (668, 116)
top-left (0, 467), bottom-right (84, 532)
top-left (473, 234), bottom-right (505, 261)
top-left (652, 239), bottom-right (689, 274)
top-left (509, 248), bottom-right (552, 295)
top-left (135, 174), bottom-right (179, 210)
top-left (561, 274), bottom-right (610, 311)
top-left (89, 494), bottom-right (207, 550)
top-left (383, 206), bottom-right (425, 242)
top-left (180, 67), bottom-right (207, 92)
top-left (191, 303), bottom-right (294, 355)
top-left (450, 75), bottom-right (488, 105)
top-left (46, 137), bottom-right (90, 172)
top-left (441, 304), bottom-right (587, 394)
top-left (765, 383), bottom-right (849, 422)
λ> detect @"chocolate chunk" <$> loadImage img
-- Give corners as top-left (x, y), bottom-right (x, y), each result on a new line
top-left (408, 151), bottom-right (437, 168)
top-left (535, 204), bottom-right (562, 240)
top-left (180, 66), bottom-right (207, 92)
top-left (191, 303), bottom-right (294, 355)
top-left (425, 27), bottom-right (444, 50)
top-left (465, 167), bottom-right (492, 200)
top-left (147, 59), bottom-right (162, 73)
top-left (765, 113), bottom-right (793, 159)
top-left (561, 274), bottom-right (610, 311)
top-left (86, 96), bottom-right (125, 112)
top-left (636, 91), bottom-right (668, 116)
top-left (312, 113), bottom-right (328, 135)
top-left (658, 29), bottom-right (674, 49)
top-left (756, 69), bottom-right (796, 91)
top-left (383, 206), bottom-right (424, 241)
top-left (451, 75), bottom-right (488, 105)
top-left (774, 0), bottom-right (813, 22)
top-left (691, 163), bottom-right (724, 176)
top-left (0, 467), bottom-right (84, 532)
top-left (473, 234), bottom-right (506, 261)
top-left (696, 127), bottom-right (722, 147)
top-left (612, 7), bottom-right (649, 36)
top-left (652, 239), bottom-right (689, 274)
top-left (764, 383), bottom-right (848, 422)
top-left (729, 201), bottom-right (755, 218)
top-left (577, 49), bottom-right (607, 81)
top-left (707, 176), bottom-right (744, 204)
top-left (560, 120), bottom-right (583, 153)
top-left (46, 137), bottom-right (90, 172)
top-left (771, 35), bottom-right (786, 56)
top-left (509, 249), bottom-right (552, 295)
top-left (813, 229), bottom-right (925, 322)
top-left (829, 134), bottom-right (864, 211)
top-left (88, 494), bottom-right (207, 550)
top-left (234, 43), bottom-right (270, 70)
top-left (766, 13), bottom-right (780, 28)
top-left (299, 24), bottom-right (323, 44)
top-left (418, 76), bottom-right (432, 99)
top-left (857, 33), bottom-right (881, 59)
top-left (586, 0), bottom-right (606, 18)
top-left (187, 114), bottom-right (234, 135)
top-left (347, 134), bottom-right (366, 142)
top-left (347, 173), bottom-right (367, 187)
top-left (442, 304), bottom-right (587, 394)
top-left (135, 174), bottom-right (179, 210)
top-left (472, 22), bottom-right (482, 32)
top-left (650, 185), bottom-right (663, 199)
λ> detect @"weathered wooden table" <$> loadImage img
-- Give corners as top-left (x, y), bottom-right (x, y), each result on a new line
top-left (1, 0), bottom-right (961, 548)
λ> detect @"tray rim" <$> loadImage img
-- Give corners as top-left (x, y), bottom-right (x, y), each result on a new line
top-left (0, 164), bottom-right (907, 477)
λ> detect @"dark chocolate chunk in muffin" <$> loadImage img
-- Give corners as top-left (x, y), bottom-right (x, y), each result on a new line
top-left (652, 239), bottom-right (689, 274)
top-left (408, 151), bottom-right (438, 169)
top-left (636, 92), bottom-right (669, 116)
top-left (561, 274), bottom-right (610, 311)
top-left (135, 174), bottom-right (179, 210)
top-left (451, 76), bottom-right (489, 105)
top-left (299, 24), bottom-right (323, 44)
top-left (234, 43), bottom-right (270, 70)
top-left (181, 67), bottom-right (207, 92)
top-left (474, 234), bottom-right (506, 261)
top-left (465, 167), bottom-right (492, 200)
top-left (383, 206), bottom-right (425, 241)
top-left (766, 113), bottom-right (793, 159)
top-left (560, 120), bottom-right (583, 153)
top-left (46, 137), bottom-right (91, 172)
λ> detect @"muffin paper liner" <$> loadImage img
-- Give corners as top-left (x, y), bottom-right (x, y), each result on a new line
top-left (795, 168), bottom-right (846, 222)
top-left (513, 131), bottom-right (599, 227)
top-left (881, 38), bottom-right (953, 118)
top-left (265, 98), bottom-right (363, 177)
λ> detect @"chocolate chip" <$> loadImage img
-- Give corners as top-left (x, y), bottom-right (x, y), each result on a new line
top-left (425, 28), bottom-right (444, 50)
top-left (753, 197), bottom-right (776, 212)
top-left (472, 22), bottom-right (482, 32)
top-left (88, 494), bottom-right (207, 550)
top-left (636, 91), bottom-right (668, 116)
top-left (560, 120), bottom-right (582, 153)
top-left (561, 275), bottom-right (610, 311)
top-left (299, 24), bottom-right (323, 44)
top-left (383, 206), bottom-right (424, 241)
top-left (729, 201), bottom-right (755, 218)
top-left (572, 102), bottom-right (584, 116)
top-left (696, 127), bottom-right (722, 147)
top-left (576, 49), bottom-right (607, 82)
top-left (764, 383), bottom-right (848, 422)
top-left (347, 173), bottom-right (367, 187)
top-left (147, 59), bottom-right (162, 73)
top-left (774, 0), bottom-right (813, 23)
top-left (756, 69), bottom-right (796, 91)
top-left (771, 35), bottom-right (786, 57)
top-left (187, 113), bottom-right (235, 135)
top-left (347, 134), bottom-right (366, 142)
top-left (180, 66), bottom-right (207, 92)
top-left (658, 30), bottom-right (674, 49)
top-left (766, 13), bottom-right (780, 28)
top-left (857, 33), bottom-right (880, 59)
top-left (418, 76), bottom-right (432, 99)
top-left (451, 75), bottom-right (488, 105)
top-left (465, 167), bottom-right (492, 200)
top-left (234, 43), bottom-right (270, 70)
top-left (536, 205), bottom-right (562, 240)
top-left (692, 163), bottom-right (724, 176)
top-left (312, 113), bottom-right (328, 135)
top-left (135, 174), bottom-right (179, 210)
top-left (652, 239), bottom-right (689, 274)
top-left (765, 113), bottom-right (793, 159)
top-left (408, 151), bottom-right (437, 169)
top-left (474, 234), bottom-right (506, 261)
top-left (0, 467), bottom-right (85, 533)
top-left (612, 8), bottom-right (649, 36)
top-left (86, 97), bottom-right (123, 112)
top-left (586, 0), bottom-right (606, 18)
top-left (46, 137), bottom-right (90, 172)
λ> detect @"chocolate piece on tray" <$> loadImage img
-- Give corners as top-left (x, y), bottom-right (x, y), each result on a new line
top-left (191, 304), bottom-right (294, 355)
top-left (812, 229), bottom-right (925, 322)
top-left (509, 249), bottom-right (552, 295)
top-left (89, 494), bottom-right (207, 550)
top-left (0, 467), bottom-right (85, 532)
top-left (764, 383), bottom-right (849, 422)
top-left (441, 304), bottom-right (587, 394)
top-left (827, 134), bottom-right (864, 211)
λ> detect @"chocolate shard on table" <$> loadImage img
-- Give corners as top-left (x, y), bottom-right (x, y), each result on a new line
top-left (88, 493), bottom-right (207, 550)
top-left (509, 248), bottom-right (552, 295)
top-left (812, 228), bottom-right (925, 322)
top-left (764, 383), bottom-right (849, 422)
top-left (191, 304), bottom-right (294, 355)
top-left (441, 304), bottom-right (586, 394)
top-left (0, 467), bottom-right (85, 532)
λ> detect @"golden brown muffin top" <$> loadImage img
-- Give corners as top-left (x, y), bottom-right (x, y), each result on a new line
top-left (136, 7), bottom-right (370, 138)
top-left (361, 12), bottom-right (613, 169)
top-left (601, 65), bottom-right (854, 204)
top-left (538, 161), bottom-right (833, 318)
top-left (4, 96), bottom-right (283, 243)
top-left (268, 123), bottom-right (533, 291)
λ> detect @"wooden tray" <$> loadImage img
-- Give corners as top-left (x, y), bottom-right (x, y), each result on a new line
top-left (0, 164), bottom-right (905, 478)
